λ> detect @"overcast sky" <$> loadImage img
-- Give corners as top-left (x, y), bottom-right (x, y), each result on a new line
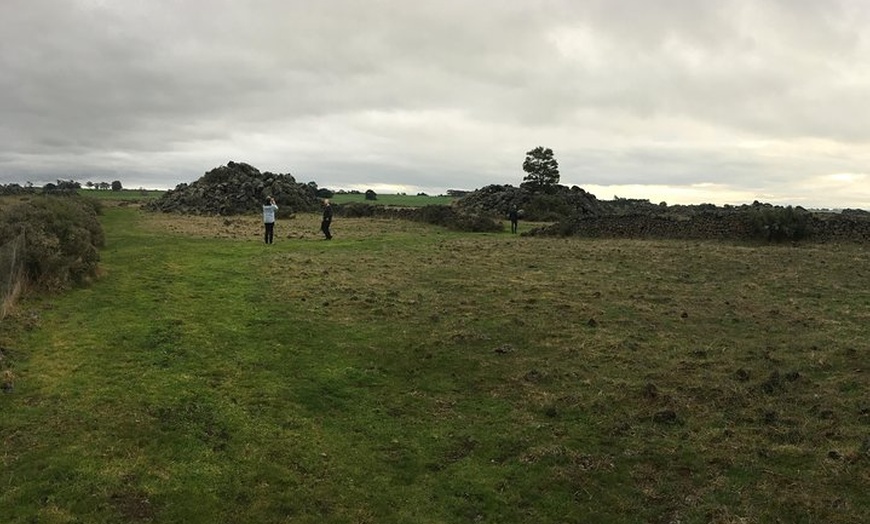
top-left (2, 0), bottom-right (869, 208)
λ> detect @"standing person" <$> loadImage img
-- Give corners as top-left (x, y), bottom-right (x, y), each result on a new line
top-left (509, 205), bottom-right (519, 234)
top-left (263, 196), bottom-right (278, 244)
top-left (321, 198), bottom-right (333, 240)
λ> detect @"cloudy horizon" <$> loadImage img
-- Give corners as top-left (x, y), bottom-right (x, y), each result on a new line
top-left (2, 0), bottom-right (869, 209)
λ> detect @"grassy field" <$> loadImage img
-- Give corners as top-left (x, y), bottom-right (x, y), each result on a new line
top-left (0, 204), bottom-right (868, 523)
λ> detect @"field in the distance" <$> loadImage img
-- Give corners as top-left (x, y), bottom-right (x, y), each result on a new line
top-left (0, 205), bottom-right (867, 523)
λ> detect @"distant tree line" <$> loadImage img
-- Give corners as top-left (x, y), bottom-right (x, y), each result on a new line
top-left (0, 179), bottom-right (125, 196)
top-left (85, 180), bottom-right (123, 191)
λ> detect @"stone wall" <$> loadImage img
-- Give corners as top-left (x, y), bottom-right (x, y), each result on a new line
top-left (531, 212), bottom-right (870, 243)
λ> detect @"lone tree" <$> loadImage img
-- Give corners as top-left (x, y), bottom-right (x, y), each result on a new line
top-left (521, 146), bottom-right (560, 192)
top-left (111, 180), bottom-right (123, 191)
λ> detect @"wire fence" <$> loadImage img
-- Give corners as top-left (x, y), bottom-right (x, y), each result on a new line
top-left (0, 231), bottom-right (25, 319)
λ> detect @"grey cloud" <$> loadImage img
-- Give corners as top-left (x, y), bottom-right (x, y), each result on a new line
top-left (1, 1), bottom-right (868, 208)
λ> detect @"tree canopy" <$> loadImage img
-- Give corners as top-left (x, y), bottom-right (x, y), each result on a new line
top-left (521, 146), bottom-right (560, 192)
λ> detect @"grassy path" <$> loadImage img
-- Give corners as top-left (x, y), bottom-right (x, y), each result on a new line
top-left (1, 206), bottom-right (868, 523)
top-left (0, 208), bottom-right (536, 523)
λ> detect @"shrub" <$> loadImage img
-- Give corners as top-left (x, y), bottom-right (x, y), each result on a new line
top-left (0, 196), bottom-right (105, 291)
top-left (524, 194), bottom-right (574, 221)
top-left (414, 205), bottom-right (502, 232)
top-left (746, 205), bottom-right (811, 242)
top-left (337, 202), bottom-right (379, 218)
top-left (415, 205), bottom-right (455, 227)
top-left (448, 213), bottom-right (503, 233)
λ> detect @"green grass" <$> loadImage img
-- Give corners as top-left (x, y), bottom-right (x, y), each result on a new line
top-left (1, 208), bottom-right (868, 523)
top-left (329, 193), bottom-right (456, 207)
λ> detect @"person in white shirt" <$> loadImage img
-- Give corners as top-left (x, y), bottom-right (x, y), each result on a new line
top-left (262, 196), bottom-right (278, 244)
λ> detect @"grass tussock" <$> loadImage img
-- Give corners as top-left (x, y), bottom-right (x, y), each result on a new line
top-left (0, 206), bottom-right (868, 523)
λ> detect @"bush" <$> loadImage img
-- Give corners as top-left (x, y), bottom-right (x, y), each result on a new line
top-left (415, 205), bottom-right (455, 227)
top-left (337, 202), bottom-right (379, 218)
top-left (523, 194), bottom-right (574, 221)
top-left (0, 197), bottom-right (105, 290)
top-left (746, 205), bottom-right (811, 242)
top-left (414, 205), bottom-right (502, 232)
top-left (449, 213), bottom-right (503, 233)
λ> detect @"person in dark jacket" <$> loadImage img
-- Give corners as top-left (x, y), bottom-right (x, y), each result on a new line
top-left (508, 205), bottom-right (519, 234)
top-left (321, 199), bottom-right (333, 240)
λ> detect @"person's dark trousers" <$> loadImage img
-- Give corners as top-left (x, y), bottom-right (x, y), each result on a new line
top-left (511, 220), bottom-right (518, 234)
top-left (264, 222), bottom-right (275, 244)
top-left (321, 220), bottom-right (332, 240)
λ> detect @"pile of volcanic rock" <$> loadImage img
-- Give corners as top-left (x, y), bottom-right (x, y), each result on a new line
top-left (455, 184), bottom-right (610, 221)
top-left (146, 161), bottom-right (320, 216)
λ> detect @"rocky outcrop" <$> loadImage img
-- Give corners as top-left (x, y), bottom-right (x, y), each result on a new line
top-left (455, 184), bottom-right (608, 221)
top-left (145, 161), bottom-right (320, 216)
top-left (457, 184), bottom-right (869, 242)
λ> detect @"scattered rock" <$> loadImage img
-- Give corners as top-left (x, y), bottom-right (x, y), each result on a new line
top-left (652, 409), bottom-right (679, 425)
top-left (1, 370), bottom-right (13, 393)
top-left (642, 383), bottom-right (659, 400)
top-left (524, 369), bottom-right (543, 382)
top-left (760, 371), bottom-right (784, 394)
top-left (819, 409), bottom-right (835, 420)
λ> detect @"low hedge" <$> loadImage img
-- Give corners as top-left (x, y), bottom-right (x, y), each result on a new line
top-left (0, 196), bottom-right (105, 291)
